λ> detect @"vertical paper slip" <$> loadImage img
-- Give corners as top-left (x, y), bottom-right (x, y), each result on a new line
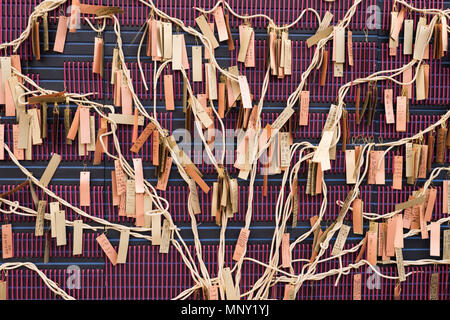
top-left (232, 228), bottom-right (250, 261)
top-left (73, 220), bottom-right (83, 256)
top-left (238, 75), bottom-right (252, 109)
top-left (430, 222), bottom-right (440, 257)
top-left (164, 74), bottom-right (175, 111)
top-left (55, 210), bottom-right (67, 246)
top-left (133, 158), bottom-right (145, 194)
top-left (35, 200), bottom-right (47, 236)
top-left (79, 171), bottom-right (90, 207)
top-left (117, 229), bottom-right (130, 264)
top-left (1, 224), bottom-right (13, 259)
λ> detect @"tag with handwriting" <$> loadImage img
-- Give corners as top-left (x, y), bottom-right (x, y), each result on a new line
top-left (96, 233), bottom-right (118, 265)
top-left (2, 224), bottom-right (13, 259)
top-left (281, 233), bottom-right (291, 268)
top-left (395, 247), bottom-right (406, 282)
top-left (331, 224), bottom-right (351, 256)
top-left (232, 228), bottom-right (250, 261)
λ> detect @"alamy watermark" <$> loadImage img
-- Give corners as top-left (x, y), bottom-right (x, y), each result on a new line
top-left (66, 265), bottom-right (81, 290)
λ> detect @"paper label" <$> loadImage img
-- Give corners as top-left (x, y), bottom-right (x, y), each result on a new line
top-left (299, 91), bottom-right (310, 126)
top-left (367, 231), bottom-right (378, 266)
top-left (96, 233), bottom-right (118, 265)
top-left (1, 224), bottom-right (13, 259)
top-left (395, 247), bottom-right (406, 282)
top-left (392, 155), bottom-right (403, 190)
top-left (352, 199), bottom-right (363, 235)
top-left (281, 233), bottom-right (291, 267)
top-left (430, 222), bottom-right (440, 256)
top-left (156, 157), bottom-right (173, 191)
top-left (396, 96), bottom-right (407, 132)
top-left (35, 200), bottom-right (46, 236)
top-left (192, 46), bottom-right (202, 82)
top-left (214, 6), bottom-right (228, 42)
top-left (232, 228), bottom-right (250, 261)
top-left (196, 15), bottom-right (219, 49)
top-left (331, 224), bottom-right (351, 256)
top-left (40, 153), bottom-right (61, 187)
top-left (159, 219), bottom-right (171, 254)
top-left (117, 229), bottom-right (130, 263)
top-left (73, 219), bottom-right (83, 256)
top-left (353, 274), bottom-right (361, 300)
top-left (55, 210), bottom-right (67, 246)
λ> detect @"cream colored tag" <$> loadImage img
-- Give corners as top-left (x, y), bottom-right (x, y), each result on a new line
top-left (143, 194), bottom-right (152, 228)
top-left (55, 210), bottom-right (67, 246)
top-left (229, 178), bottom-right (238, 214)
top-left (238, 25), bottom-right (253, 62)
top-left (191, 96), bottom-right (213, 127)
top-left (345, 149), bottom-right (356, 184)
top-left (195, 15), bottom-right (219, 49)
top-left (334, 27), bottom-right (345, 63)
top-left (40, 153), bottom-right (61, 187)
top-left (238, 75), bottom-right (252, 109)
top-left (222, 267), bottom-right (239, 300)
top-left (172, 34), bottom-right (183, 70)
top-left (159, 219), bottom-right (171, 254)
top-left (211, 182), bottom-right (219, 218)
top-left (207, 63), bottom-right (217, 100)
top-left (17, 113), bottom-right (31, 149)
top-left (25, 122), bottom-right (32, 160)
top-left (228, 65), bottom-right (241, 99)
top-left (78, 127), bottom-right (86, 157)
top-left (333, 62), bottom-right (343, 77)
top-left (35, 200), bottom-right (46, 236)
top-left (414, 24), bottom-right (431, 60)
top-left (319, 11), bottom-right (334, 31)
top-left (152, 213), bottom-right (161, 245)
top-left (271, 106), bottom-right (295, 132)
top-left (416, 65), bottom-right (426, 100)
top-left (312, 130), bottom-right (334, 171)
top-left (0, 57), bottom-right (11, 96)
top-left (443, 229), bottom-right (450, 260)
top-left (284, 39), bottom-right (292, 75)
top-left (188, 179), bottom-right (201, 215)
top-left (442, 16), bottom-right (448, 51)
top-left (108, 114), bottom-right (144, 126)
top-left (87, 116), bottom-right (96, 151)
top-left (395, 247), bottom-right (406, 282)
top-left (192, 46), bottom-right (202, 82)
top-left (280, 132), bottom-right (290, 168)
top-left (163, 22), bottom-right (173, 59)
top-left (125, 179), bottom-right (136, 216)
top-left (49, 202), bottom-right (59, 238)
top-left (28, 108), bottom-right (42, 145)
top-left (404, 20), bottom-right (413, 55)
top-left (73, 219), bottom-right (83, 255)
top-left (331, 224), bottom-right (351, 256)
top-left (111, 48), bottom-right (119, 85)
top-left (389, 12), bottom-right (399, 49)
top-left (405, 143), bottom-right (413, 178)
top-left (117, 229), bottom-right (130, 263)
